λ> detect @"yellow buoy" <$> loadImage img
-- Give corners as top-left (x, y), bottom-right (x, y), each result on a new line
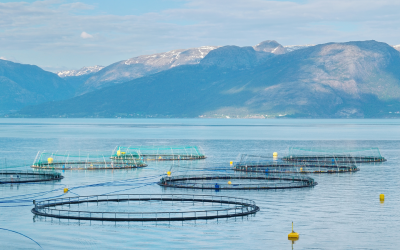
top-left (228, 181), bottom-right (232, 185)
top-left (300, 168), bottom-right (303, 171)
top-left (47, 157), bottom-right (53, 164)
top-left (380, 194), bottom-right (385, 201)
top-left (63, 188), bottom-right (68, 193)
top-left (230, 161), bottom-right (233, 165)
top-left (167, 171), bottom-right (171, 176)
top-left (273, 152), bottom-right (278, 157)
top-left (117, 150), bottom-right (121, 156)
top-left (122, 152), bottom-right (126, 155)
top-left (288, 222), bottom-right (299, 240)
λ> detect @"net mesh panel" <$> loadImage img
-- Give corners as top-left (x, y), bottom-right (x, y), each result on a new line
top-left (283, 147), bottom-right (386, 162)
top-left (32, 150), bottom-right (146, 170)
top-left (113, 146), bottom-right (206, 160)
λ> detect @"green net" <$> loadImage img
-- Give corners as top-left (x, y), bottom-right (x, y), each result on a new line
top-left (234, 155), bottom-right (359, 174)
top-left (32, 150), bottom-right (146, 170)
top-left (233, 154), bottom-right (359, 174)
top-left (112, 146), bottom-right (206, 160)
top-left (283, 147), bottom-right (386, 163)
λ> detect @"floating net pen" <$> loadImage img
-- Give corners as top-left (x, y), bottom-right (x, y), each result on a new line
top-left (158, 173), bottom-right (317, 190)
top-left (0, 170), bottom-right (63, 184)
top-left (31, 150), bottom-right (147, 170)
top-left (282, 147), bottom-right (386, 163)
top-left (111, 146), bottom-right (206, 161)
top-left (31, 194), bottom-right (259, 221)
top-left (234, 154), bottom-right (359, 174)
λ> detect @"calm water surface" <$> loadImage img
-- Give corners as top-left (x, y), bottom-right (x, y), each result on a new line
top-left (0, 118), bottom-right (399, 249)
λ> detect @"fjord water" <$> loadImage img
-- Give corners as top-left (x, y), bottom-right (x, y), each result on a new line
top-left (0, 118), bottom-right (399, 249)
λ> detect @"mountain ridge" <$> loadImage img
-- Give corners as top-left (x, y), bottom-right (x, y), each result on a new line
top-left (0, 59), bottom-right (74, 115)
top-left (11, 40), bottom-right (400, 118)
top-left (75, 46), bottom-right (220, 95)
top-left (62, 41), bottom-right (288, 96)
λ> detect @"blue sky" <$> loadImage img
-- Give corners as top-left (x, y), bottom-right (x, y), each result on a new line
top-left (1, 0), bottom-right (187, 15)
top-left (0, 0), bottom-right (399, 72)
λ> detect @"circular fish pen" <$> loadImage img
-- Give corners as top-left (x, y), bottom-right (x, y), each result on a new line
top-left (283, 156), bottom-right (385, 163)
top-left (234, 164), bottom-right (359, 174)
top-left (31, 194), bottom-right (259, 221)
top-left (111, 146), bottom-right (206, 161)
top-left (32, 151), bottom-right (147, 170)
top-left (0, 170), bottom-right (63, 184)
top-left (282, 147), bottom-right (386, 163)
top-left (234, 154), bottom-right (359, 174)
top-left (158, 174), bottom-right (317, 190)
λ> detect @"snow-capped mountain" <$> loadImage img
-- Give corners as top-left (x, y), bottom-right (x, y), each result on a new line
top-left (59, 42), bottom-right (321, 96)
top-left (125, 46), bottom-right (219, 68)
top-left (394, 45), bottom-right (400, 52)
top-left (57, 65), bottom-right (104, 77)
top-left (253, 40), bottom-right (287, 54)
top-left (284, 44), bottom-right (315, 52)
top-left (72, 42), bottom-right (291, 95)
top-left (77, 46), bottom-right (219, 95)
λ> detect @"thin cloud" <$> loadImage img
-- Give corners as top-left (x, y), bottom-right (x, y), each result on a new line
top-left (81, 31), bottom-right (93, 39)
top-left (0, 0), bottom-right (399, 69)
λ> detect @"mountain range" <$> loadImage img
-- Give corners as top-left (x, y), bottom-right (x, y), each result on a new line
top-left (64, 46), bottom-right (219, 95)
top-left (3, 40), bottom-right (400, 118)
top-left (56, 42), bottom-right (307, 94)
top-left (0, 60), bottom-right (73, 115)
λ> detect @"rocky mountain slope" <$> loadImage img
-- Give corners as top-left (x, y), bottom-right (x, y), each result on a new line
top-left (0, 59), bottom-right (74, 115)
top-left (241, 41), bottom-right (400, 117)
top-left (13, 40), bottom-right (400, 118)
